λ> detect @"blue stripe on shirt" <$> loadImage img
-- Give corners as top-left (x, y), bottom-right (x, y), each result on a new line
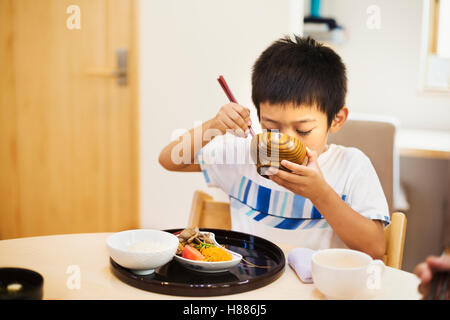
top-left (242, 179), bottom-right (252, 203)
top-left (237, 176), bottom-right (246, 200)
top-left (274, 218), bottom-right (305, 230)
top-left (256, 186), bottom-right (271, 213)
top-left (202, 170), bottom-right (210, 184)
top-left (292, 195), bottom-right (306, 218)
top-left (311, 206), bottom-right (323, 219)
top-left (302, 219), bottom-right (321, 229)
top-left (253, 212), bottom-right (268, 221)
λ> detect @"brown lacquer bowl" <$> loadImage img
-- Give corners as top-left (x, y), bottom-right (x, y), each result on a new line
top-left (250, 131), bottom-right (307, 178)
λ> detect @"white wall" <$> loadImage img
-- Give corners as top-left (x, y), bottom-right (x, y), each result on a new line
top-left (306, 0), bottom-right (450, 131)
top-left (139, 0), bottom-right (304, 229)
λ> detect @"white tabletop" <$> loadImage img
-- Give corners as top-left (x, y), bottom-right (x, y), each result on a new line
top-left (397, 129), bottom-right (450, 160)
top-left (0, 233), bottom-right (421, 300)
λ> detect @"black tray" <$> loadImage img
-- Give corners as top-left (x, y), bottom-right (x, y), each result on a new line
top-left (110, 228), bottom-right (286, 297)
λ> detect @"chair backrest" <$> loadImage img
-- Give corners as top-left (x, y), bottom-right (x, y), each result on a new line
top-left (189, 190), bottom-right (407, 269)
top-left (327, 116), bottom-right (399, 211)
top-left (188, 190), bottom-right (231, 230)
top-left (383, 212), bottom-right (407, 269)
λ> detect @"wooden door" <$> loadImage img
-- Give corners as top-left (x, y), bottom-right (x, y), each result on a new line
top-left (0, 0), bottom-right (139, 239)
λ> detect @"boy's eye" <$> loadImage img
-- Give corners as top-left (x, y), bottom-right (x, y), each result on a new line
top-left (296, 129), bottom-right (313, 136)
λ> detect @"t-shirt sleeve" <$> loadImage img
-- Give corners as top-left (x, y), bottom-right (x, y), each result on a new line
top-left (345, 153), bottom-right (391, 227)
top-left (196, 133), bottom-right (249, 195)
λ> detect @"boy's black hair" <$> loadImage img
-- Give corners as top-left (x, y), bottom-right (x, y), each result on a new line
top-left (251, 35), bottom-right (347, 127)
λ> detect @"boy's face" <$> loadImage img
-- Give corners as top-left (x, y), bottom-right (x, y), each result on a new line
top-left (259, 102), bottom-right (345, 155)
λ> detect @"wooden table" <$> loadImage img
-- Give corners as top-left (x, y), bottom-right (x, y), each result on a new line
top-left (0, 233), bottom-right (421, 300)
top-left (397, 129), bottom-right (450, 160)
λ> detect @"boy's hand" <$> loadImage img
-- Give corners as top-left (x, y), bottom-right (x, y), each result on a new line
top-left (268, 147), bottom-right (330, 203)
top-left (212, 103), bottom-right (251, 137)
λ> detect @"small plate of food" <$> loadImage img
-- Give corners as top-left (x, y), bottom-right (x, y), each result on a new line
top-left (173, 227), bottom-right (242, 273)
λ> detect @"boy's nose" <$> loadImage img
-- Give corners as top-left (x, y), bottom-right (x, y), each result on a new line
top-left (282, 129), bottom-right (298, 138)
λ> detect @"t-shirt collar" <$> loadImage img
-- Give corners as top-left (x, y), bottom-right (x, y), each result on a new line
top-left (318, 144), bottom-right (335, 166)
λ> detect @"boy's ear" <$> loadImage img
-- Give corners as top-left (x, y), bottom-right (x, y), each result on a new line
top-left (329, 106), bottom-right (348, 133)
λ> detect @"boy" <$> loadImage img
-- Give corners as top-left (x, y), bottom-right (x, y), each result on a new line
top-left (159, 36), bottom-right (389, 259)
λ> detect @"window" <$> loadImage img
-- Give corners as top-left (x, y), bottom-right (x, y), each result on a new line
top-left (421, 0), bottom-right (450, 91)
top-left (435, 0), bottom-right (450, 58)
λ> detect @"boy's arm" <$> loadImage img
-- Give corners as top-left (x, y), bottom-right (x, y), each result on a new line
top-left (309, 183), bottom-right (385, 259)
top-left (268, 150), bottom-right (386, 259)
top-left (158, 119), bottom-right (214, 172)
top-left (158, 103), bottom-right (251, 172)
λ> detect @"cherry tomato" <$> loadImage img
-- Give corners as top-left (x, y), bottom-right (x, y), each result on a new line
top-left (182, 245), bottom-right (204, 261)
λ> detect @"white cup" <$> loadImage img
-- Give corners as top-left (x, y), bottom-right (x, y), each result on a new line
top-left (311, 248), bottom-right (385, 299)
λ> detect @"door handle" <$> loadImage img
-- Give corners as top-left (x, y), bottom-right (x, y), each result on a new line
top-left (115, 48), bottom-right (127, 86)
top-left (85, 48), bottom-right (128, 86)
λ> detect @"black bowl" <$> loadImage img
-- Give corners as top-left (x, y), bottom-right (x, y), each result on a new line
top-left (0, 268), bottom-right (44, 300)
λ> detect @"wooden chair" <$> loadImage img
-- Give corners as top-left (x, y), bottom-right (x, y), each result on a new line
top-left (383, 212), bottom-right (407, 269)
top-left (327, 116), bottom-right (401, 212)
top-left (188, 190), bottom-right (407, 269)
top-left (188, 190), bottom-right (232, 230)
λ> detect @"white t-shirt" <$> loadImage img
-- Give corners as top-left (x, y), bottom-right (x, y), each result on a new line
top-left (197, 133), bottom-right (390, 250)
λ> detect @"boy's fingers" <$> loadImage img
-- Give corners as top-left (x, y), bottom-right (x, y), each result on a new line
top-left (232, 105), bottom-right (252, 128)
top-left (232, 103), bottom-right (251, 120)
top-left (281, 160), bottom-right (309, 175)
top-left (270, 167), bottom-right (293, 181)
top-left (214, 117), bottom-right (228, 133)
top-left (219, 114), bottom-right (245, 136)
top-left (301, 156), bottom-right (308, 166)
top-left (305, 147), bottom-right (319, 165)
top-left (227, 108), bottom-right (248, 131)
top-left (269, 174), bottom-right (297, 190)
top-left (271, 167), bottom-right (309, 185)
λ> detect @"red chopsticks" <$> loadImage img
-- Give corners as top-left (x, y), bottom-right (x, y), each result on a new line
top-left (217, 75), bottom-right (255, 137)
top-left (217, 75), bottom-right (238, 103)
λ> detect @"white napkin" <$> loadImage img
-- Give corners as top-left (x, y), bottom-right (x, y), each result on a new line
top-left (288, 248), bottom-right (315, 284)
